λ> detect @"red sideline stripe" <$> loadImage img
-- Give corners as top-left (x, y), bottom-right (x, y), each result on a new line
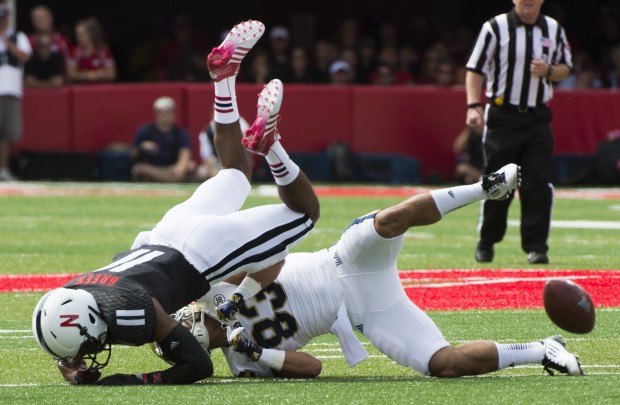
top-left (0, 273), bottom-right (78, 292)
top-left (2, 269), bottom-right (619, 311)
top-left (400, 269), bottom-right (620, 310)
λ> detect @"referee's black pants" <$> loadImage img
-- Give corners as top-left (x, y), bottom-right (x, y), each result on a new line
top-left (479, 104), bottom-right (554, 254)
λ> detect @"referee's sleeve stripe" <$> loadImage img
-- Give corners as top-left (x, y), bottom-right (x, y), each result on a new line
top-left (552, 24), bottom-right (563, 64)
top-left (489, 18), bottom-right (502, 97)
top-left (473, 31), bottom-right (493, 73)
top-left (559, 28), bottom-right (573, 69)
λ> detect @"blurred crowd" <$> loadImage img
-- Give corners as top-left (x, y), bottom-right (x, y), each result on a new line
top-left (21, 2), bottom-right (620, 89)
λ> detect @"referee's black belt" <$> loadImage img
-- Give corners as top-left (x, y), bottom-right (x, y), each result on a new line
top-left (490, 100), bottom-right (547, 114)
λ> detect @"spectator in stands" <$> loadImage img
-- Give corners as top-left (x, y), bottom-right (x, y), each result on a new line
top-left (28, 5), bottom-right (70, 62)
top-left (371, 63), bottom-right (397, 86)
top-left (328, 60), bottom-right (353, 85)
top-left (398, 44), bottom-right (421, 80)
top-left (195, 116), bottom-right (250, 182)
top-left (131, 96), bottom-right (194, 183)
top-left (24, 32), bottom-right (65, 87)
top-left (357, 37), bottom-right (377, 83)
top-left (288, 46), bottom-right (320, 83)
top-left (605, 44), bottom-right (620, 88)
top-left (313, 39), bottom-right (339, 83)
top-left (556, 49), bottom-right (603, 90)
top-left (453, 126), bottom-right (484, 185)
top-left (245, 49), bottom-right (271, 85)
top-left (417, 42), bottom-right (449, 85)
top-left (372, 46), bottom-right (413, 85)
top-left (0, 4), bottom-right (32, 181)
top-left (159, 14), bottom-right (209, 82)
top-left (66, 17), bottom-right (116, 83)
top-left (341, 47), bottom-right (368, 84)
top-left (433, 58), bottom-right (456, 87)
top-left (268, 25), bottom-right (291, 81)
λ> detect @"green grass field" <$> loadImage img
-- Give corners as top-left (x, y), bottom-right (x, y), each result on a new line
top-left (1, 182), bottom-right (619, 404)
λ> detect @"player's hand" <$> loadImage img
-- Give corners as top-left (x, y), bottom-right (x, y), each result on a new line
top-left (227, 326), bottom-right (262, 361)
top-left (97, 373), bottom-right (144, 386)
top-left (216, 293), bottom-right (243, 322)
top-left (71, 368), bottom-right (102, 385)
top-left (530, 58), bottom-right (549, 78)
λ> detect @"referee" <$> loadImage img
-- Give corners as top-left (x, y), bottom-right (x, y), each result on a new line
top-left (465, 0), bottom-right (572, 264)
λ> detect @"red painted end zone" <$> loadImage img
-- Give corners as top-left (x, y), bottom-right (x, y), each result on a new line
top-left (2, 269), bottom-right (619, 310)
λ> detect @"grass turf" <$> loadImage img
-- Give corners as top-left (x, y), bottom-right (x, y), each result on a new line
top-left (1, 182), bottom-right (619, 404)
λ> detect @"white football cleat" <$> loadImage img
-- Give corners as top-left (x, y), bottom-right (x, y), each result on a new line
top-left (482, 163), bottom-right (521, 200)
top-left (242, 79), bottom-right (283, 155)
top-left (207, 20), bottom-right (265, 82)
top-left (541, 335), bottom-right (584, 376)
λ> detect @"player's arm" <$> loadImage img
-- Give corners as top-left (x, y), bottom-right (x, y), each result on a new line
top-left (216, 262), bottom-right (283, 322)
top-left (228, 327), bottom-right (322, 378)
top-left (95, 298), bottom-right (214, 385)
top-left (272, 351), bottom-right (322, 378)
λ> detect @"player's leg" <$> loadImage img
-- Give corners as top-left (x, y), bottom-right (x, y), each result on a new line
top-left (165, 20), bottom-right (265, 216)
top-left (374, 163), bottom-right (521, 239)
top-left (243, 79), bottom-right (320, 223)
top-left (428, 335), bottom-right (584, 377)
top-left (214, 79), bottom-right (320, 321)
top-left (207, 20), bottom-right (267, 182)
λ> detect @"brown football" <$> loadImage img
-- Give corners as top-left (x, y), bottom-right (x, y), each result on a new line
top-left (543, 278), bottom-right (595, 334)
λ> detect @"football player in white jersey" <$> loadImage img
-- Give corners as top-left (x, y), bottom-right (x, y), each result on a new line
top-left (167, 163), bottom-right (584, 378)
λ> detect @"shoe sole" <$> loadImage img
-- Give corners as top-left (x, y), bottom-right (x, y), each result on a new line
top-left (208, 20), bottom-right (265, 81)
top-left (243, 79), bottom-right (284, 154)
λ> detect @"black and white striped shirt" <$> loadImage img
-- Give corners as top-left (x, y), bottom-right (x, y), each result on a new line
top-left (467, 9), bottom-right (573, 108)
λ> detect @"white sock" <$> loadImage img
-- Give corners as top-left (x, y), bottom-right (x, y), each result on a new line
top-left (495, 341), bottom-right (545, 369)
top-left (265, 140), bottom-right (300, 186)
top-left (234, 276), bottom-right (263, 302)
top-left (257, 348), bottom-right (286, 371)
top-left (429, 182), bottom-right (485, 217)
top-left (214, 76), bottom-right (239, 124)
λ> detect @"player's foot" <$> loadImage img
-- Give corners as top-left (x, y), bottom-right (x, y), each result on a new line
top-left (541, 335), bottom-right (584, 376)
top-left (481, 163), bottom-right (521, 200)
top-left (207, 20), bottom-right (265, 82)
top-left (242, 79), bottom-right (283, 155)
top-left (228, 327), bottom-right (262, 362)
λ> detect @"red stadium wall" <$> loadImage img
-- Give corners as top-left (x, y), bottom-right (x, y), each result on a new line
top-left (18, 85), bottom-right (620, 181)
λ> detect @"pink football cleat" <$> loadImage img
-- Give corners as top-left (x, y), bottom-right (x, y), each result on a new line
top-left (242, 79), bottom-right (283, 156)
top-left (207, 20), bottom-right (265, 82)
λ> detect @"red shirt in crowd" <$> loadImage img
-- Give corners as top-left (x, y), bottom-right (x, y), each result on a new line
top-left (28, 31), bottom-right (71, 59)
top-left (68, 45), bottom-right (115, 71)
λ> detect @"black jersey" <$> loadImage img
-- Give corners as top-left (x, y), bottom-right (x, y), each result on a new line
top-left (64, 245), bottom-right (210, 346)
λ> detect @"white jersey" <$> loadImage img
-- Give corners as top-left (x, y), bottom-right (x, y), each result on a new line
top-left (201, 211), bottom-right (450, 377)
top-left (200, 250), bottom-right (369, 377)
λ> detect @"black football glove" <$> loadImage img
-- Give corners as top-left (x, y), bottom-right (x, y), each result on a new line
top-left (70, 368), bottom-right (102, 385)
top-left (96, 373), bottom-right (144, 386)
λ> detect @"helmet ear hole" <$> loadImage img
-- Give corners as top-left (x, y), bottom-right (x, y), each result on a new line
top-left (89, 314), bottom-right (96, 324)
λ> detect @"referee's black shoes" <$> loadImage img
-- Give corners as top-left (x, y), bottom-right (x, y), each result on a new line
top-left (475, 243), bottom-right (494, 263)
top-left (528, 251), bottom-right (550, 264)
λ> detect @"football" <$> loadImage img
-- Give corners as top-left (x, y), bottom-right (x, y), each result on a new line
top-left (543, 278), bottom-right (595, 334)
